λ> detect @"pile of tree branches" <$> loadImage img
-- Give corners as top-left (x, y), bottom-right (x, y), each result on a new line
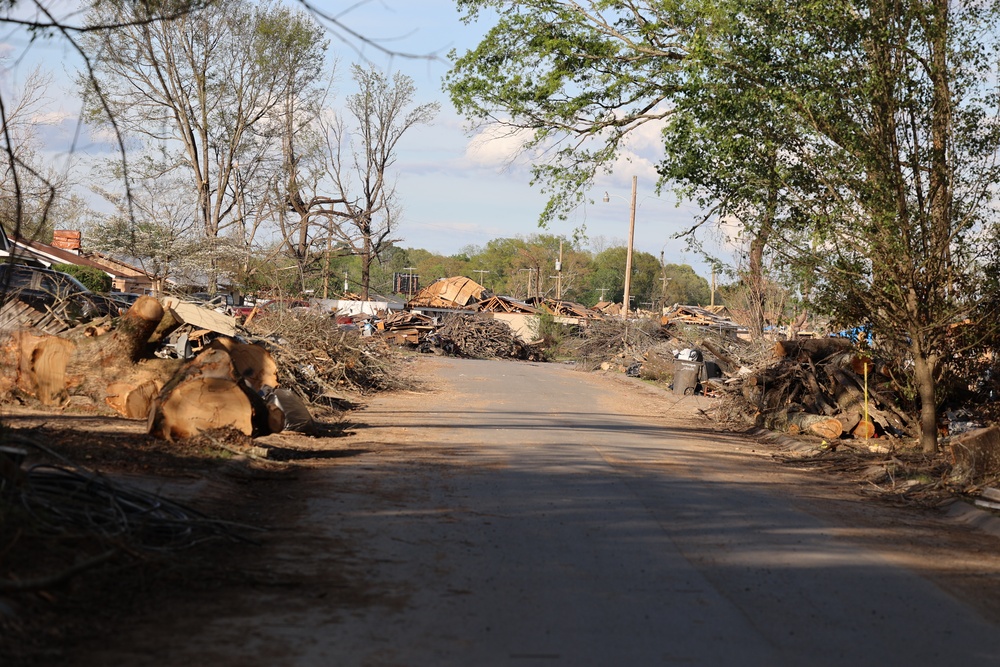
top-left (717, 338), bottom-right (914, 441)
top-left (563, 318), bottom-right (665, 369)
top-left (243, 310), bottom-right (414, 403)
top-left (433, 314), bottom-right (543, 360)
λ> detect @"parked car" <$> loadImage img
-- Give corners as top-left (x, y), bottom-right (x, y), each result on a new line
top-left (233, 298), bottom-right (312, 318)
top-left (104, 292), bottom-right (143, 309)
top-left (0, 263), bottom-right (124, 320)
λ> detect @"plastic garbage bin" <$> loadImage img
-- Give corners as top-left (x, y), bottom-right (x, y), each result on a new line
top-left (673, 359), bottom-right (703, 395)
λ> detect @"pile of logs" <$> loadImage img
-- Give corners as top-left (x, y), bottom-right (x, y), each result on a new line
top-left (0, 296), bottom-right (376, 441)
top-left (434, 314), bottom-right (542, 360)
top-left (733, 337), bottom-right (914, 440)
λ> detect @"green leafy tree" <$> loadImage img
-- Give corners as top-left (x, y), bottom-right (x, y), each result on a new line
top-left (52, 264), bottom-right (111, 293)
top-left (447, 1), bottom-right (690, 224)
top-left (661, 264), bottom-right (711, 308)
top-left (681, 0), bottom-right (1000, 451)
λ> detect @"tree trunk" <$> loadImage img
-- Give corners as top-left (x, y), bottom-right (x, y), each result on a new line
top-left (361, 226), bottom-right (372, 301)
top-left (147, 347), bottom-right (280, 440)
top-left (912, 345), bottom-right (939, 453)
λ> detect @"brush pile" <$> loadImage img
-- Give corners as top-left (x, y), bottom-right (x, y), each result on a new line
top-left (242, 308), bottom-right (414, 401)
top-left (432, 314), bottom-right (543, 360)
top-left (564, 317), bottom-right (665, 369)
top-left (721, 337), bottom-right (914, 440)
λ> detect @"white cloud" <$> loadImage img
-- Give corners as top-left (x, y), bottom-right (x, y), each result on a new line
top-left (33, 110), bottom-right (74, 126)
top-left (462, 124), bottom-right (535, 171)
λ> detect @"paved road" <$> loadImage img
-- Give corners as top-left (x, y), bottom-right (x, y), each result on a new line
top-left (87, 357), bottom-right (1000, 666)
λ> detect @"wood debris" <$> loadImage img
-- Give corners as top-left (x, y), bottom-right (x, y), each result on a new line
top-left (380, 310), bottom-right (437, 346)
top-left (718, 337), bottom-right (914, 441)
top-left (0, 296), bottom-right (413, 440)
top-left (478, 295), bottom-right (539, 314)
top-left (538, 299), bottom-right (602, 320)
top-left (0, 300), bottom-right (72, 335)
top-left (661, 303), bottom-right (743, 336)
top-left (407, 276), bottom-right (487, 309)
top-left (433, 313), bottom-right (542, 360)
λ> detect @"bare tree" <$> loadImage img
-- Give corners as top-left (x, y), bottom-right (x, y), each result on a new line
top-left (0, 66), bottom-right (76, 242)
top-left (324, 64), bottom-right (438, 300)
top-left (79, 0), bottom-right (329, 290)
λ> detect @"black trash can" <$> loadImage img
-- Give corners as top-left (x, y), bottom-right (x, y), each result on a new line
top-left (673, 359), bottom-right (703, 395)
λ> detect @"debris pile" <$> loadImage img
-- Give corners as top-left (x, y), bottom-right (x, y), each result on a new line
top-left (661, 303), bottom-right (745, 338)
top-left (433, 313), bottom-right (543, 360)
top-left (720, 337), bottom-right (914, 440)
top-left (407, 276), bottom-right (487, 309)
top-left (564, 317), bottom-right (666, 370)
top-left (244, 307), bottom-right (412, 401)
top-left (0, 296), bottom-right (412, 441)
top-left (379, 310), bottom-right (437, 346)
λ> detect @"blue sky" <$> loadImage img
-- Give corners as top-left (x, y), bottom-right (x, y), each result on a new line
top-left (2, 0), bottom-right (731, 279)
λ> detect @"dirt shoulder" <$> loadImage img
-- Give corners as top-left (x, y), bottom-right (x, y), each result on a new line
top-left (0, 405), bottom-right (343, 667)
top-left (3, 358), bottom-right (1000, 664)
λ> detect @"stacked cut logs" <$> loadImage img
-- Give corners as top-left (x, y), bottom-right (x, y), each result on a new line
top-left (0, 296), bottom-right (302, 441)
top-left (737, 337), bottom-right (913, 440)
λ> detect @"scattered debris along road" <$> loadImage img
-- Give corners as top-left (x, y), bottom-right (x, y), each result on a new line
top-left (11, 356), bottom-right (1000, 667)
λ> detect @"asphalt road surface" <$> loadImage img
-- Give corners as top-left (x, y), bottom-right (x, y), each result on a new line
top-left (80, 356), bottom-right (1000, 666)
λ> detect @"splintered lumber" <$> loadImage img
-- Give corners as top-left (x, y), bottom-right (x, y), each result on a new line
top-left (0, 300), bottom-right (70, 335)
top-left (160, 296), bottom-right (236, 337)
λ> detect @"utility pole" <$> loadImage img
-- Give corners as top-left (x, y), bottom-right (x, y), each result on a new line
top-left (473, 269), bottom-right (490, 288)
top-left (556, 239), bottom-right (563, 300)
top-left (519, 268), bottom-right (534, 300)
top-left (623, 175), bottom-right (637, 319)
top-left (597, 287), bottom-right (609, 301)
top-left (711, 266), bottom-right (716, 307)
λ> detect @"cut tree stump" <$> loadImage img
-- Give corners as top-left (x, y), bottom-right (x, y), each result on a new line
top-left (147, 348), bottom-right (279, 440)
top-left (2, 296), bottom-right (180, 414)
top-left (105, 380), bottom-right (161, 420)
top-left (207, 337), bottom-right (278, 392)
top-left (786, 412), bottom-right (844, 440)
top-left (149, 377), bottom-right (254, 441)
top-left (852, 418), bottom-right (877, 439)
